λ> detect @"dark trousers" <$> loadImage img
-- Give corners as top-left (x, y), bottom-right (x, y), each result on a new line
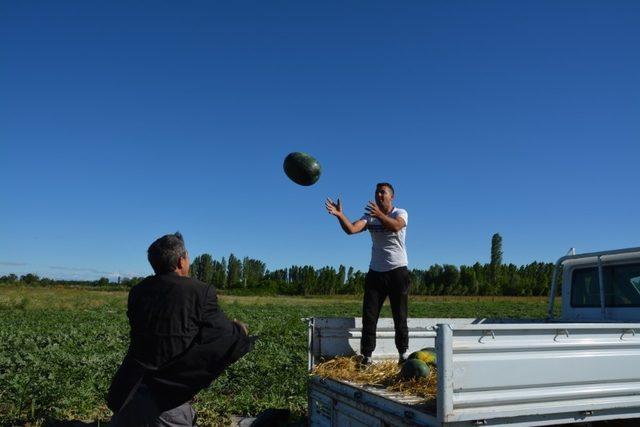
top-left (361, 266), bottom-right (410, 357)
top-left (111, 385), bottom-right (196, 427)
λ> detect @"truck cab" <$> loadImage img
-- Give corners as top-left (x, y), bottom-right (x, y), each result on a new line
top-left (550, 247), bottom-right (640, 322)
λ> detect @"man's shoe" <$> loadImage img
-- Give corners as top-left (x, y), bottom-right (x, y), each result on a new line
top-left (398, 352), bottom-right (409, 365)
top-left (356, 355), bottom-right (372, 368)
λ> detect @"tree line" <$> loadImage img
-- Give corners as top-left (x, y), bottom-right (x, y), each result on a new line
top-left (0, 273), bottom-right (144, 290)
top-left (186, 233), bottom-right (558, 296)
top-left (0, 234), bottom-right (561, 296)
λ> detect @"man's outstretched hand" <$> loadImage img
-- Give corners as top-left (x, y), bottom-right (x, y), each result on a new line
top-left (325, 197), bottom-right (342, 217)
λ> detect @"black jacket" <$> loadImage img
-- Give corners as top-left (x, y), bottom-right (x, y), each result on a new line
top-left (107, 272), bottom-right (253, 412)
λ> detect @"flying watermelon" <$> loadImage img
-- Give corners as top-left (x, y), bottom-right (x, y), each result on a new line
top-left (283, 152), bottom-right (322, 186)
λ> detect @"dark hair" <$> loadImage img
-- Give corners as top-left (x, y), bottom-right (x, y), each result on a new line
top-left (147, 232), bottom-right (187, 274)
top-left (376, 182), bottom-right (395, 196)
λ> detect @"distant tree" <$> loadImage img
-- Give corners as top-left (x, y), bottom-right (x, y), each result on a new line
top-left (266, 268), bottom-right (287, 282)
top-left (120, 276), bottom-right (144, 288)
top-left (299, 265), bottom-right (317, 296)
top-left (490, 233), bottom-right (503, 285)
top-left (288, 266), bottom-right (297, 284)
top-left (347, 266), bottom-right (354, 283)
top-left (317, 266), bottom-right (337, 295)
top-left (96, 277), bottom-right (110, 286)
top-left (351, 271), bottom-right (365, 294)
top-left (426, 264), bottom-right (444, 295)
top-left (491, 233), bottom-right (503, 267)
top-left (218, 257), bottom-right (228, 288)
top-left (408, 269), bottom-right (424, 294)
top-left (212, 259), bottom-right (226, 288)
top-left (442, 264), bottom-right (460, 294)
top-left (191, 254), bottom-right (214, 284)
top-left (227, 254), bottom-right (242, 288)
top-left (20, 273), bottom-right (40, 285)
top-left (0, 274), bottom-right (18, 284)
top-left (337, 265), bottom-right (346, 287)
top-left (500, 263), bottom-right (520, 296)
top-left (459, 266), bottom-right (478, 296)
top-left (242, 257), bottom-right (266, 287)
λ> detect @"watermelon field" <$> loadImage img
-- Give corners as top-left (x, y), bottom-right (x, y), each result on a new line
top-left (0, 286), bottom-right (554, 426)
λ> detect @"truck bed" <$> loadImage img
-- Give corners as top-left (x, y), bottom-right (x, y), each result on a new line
top-left (308, 317), bottom-right (640, 426)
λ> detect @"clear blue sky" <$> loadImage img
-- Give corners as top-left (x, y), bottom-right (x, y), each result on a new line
top-left (1, 1), bottom-right (639, 280)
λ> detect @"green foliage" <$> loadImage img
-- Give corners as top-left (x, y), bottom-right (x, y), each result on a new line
top-left (213, 258), bottom-right (227, 289)
top-left (226, 254), bottom-right (242, 288)
top-left (0, 306), bottom-right (127, 425)
top-left (0, 274), bottom-right (18, 283)
top-left (20, 273), bottom-right (40, 285)
top-left (242, 257), bottom-right (266, 288)
top-left (491, 233), bottom-right (503, 266)
top-left (0, 275), bottom-right (143, 290)
top-left (491, 233), bottom-right (504, 281)
top-left (191, 253), bottom-right (215, 284)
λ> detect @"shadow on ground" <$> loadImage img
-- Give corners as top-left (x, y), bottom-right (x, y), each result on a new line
top-left (43, 422), bottom-right (107, 427)
top-left (43, 409), bottom-right (302, 427)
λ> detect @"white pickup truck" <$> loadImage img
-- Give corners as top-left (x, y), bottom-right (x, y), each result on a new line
top-left (307, 247), bottom-right (640, 426)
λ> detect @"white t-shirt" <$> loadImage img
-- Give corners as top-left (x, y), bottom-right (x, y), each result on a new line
top-left (360, 207), bottom-right (408, 272)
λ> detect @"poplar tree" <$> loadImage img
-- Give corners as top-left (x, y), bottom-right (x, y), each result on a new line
top-left (337, 265), bottom-right (346, 286)
top-left (490, 233), bottom-right (503, 288)
top-left (227, 254), bottom-right (242, 288)
top-left (191, 254), bottom-right (214, 283)
top-left (491, 233), bottom-right (503, 267)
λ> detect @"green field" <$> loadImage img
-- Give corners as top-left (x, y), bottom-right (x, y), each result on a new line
top-left (0, 286), bottom-right (553, 426)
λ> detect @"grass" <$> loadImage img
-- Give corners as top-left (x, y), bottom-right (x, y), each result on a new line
top-left (0, 285), bottom-right (553, 426)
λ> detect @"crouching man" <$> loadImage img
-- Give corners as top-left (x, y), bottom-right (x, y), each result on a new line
top-left (107, 232), bottom-right (254, 426)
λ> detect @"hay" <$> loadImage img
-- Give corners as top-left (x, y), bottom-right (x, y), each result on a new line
top-left (312, 356), bottom-right (437, 401)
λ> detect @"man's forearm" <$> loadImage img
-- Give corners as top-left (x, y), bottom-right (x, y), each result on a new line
top-left (337, 213), bottom-right (358, 234)
top-left (377, 214), bottom-right (404, 232)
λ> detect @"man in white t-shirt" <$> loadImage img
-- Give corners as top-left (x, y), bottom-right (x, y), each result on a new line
top-left (325, 182), bottom-right (410, 365)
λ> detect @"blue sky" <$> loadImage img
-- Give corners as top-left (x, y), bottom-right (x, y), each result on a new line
top-left (1, 1), bottom-right (639, 280)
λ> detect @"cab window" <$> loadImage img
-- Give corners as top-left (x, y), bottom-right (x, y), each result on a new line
top-left (571, 263), bottom-right (640, 307)
top-left (571, 267), bottom-right (600, 307)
